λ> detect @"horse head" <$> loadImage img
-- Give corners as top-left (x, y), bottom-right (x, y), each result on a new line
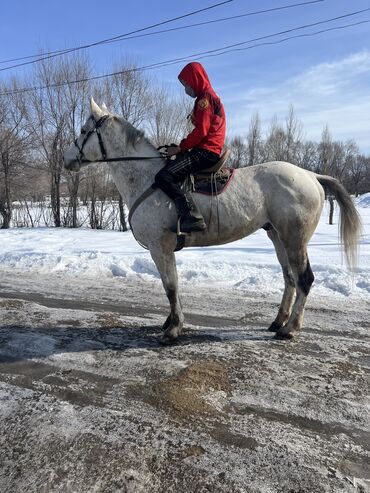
top-left (64, 98), bottom-right (147, 172)
top-left (64, 98), bottom-right (111, 172)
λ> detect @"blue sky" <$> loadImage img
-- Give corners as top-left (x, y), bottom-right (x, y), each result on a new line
top-left (0, 0), bottom-right (369, 151)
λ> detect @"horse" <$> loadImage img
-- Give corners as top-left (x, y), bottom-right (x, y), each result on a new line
top-left (64, 98), bottom-right (361, 343)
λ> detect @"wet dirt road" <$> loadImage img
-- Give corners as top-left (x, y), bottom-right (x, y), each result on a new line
top-left (0, 272), bottom-right (369, 492)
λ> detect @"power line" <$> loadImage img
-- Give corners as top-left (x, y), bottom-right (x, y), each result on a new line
top-left (1, 13), bottom-right (369, 97)
top-left (147, 7), bottom-right (370, 63)
top-left (193, 20), bottom-right (370, 60)
top-left (0, 0), bottom-right (325, 69)
top-left (2, 12), bottom-right (367, 95)
top-left (0, 0), bottom-right (234, 69)
top-left (77, 1), bottom-right (328, 51)
top-left (105, 19), bottom-right (370, 71)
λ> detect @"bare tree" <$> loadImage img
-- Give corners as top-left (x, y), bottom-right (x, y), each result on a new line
top-left (147, 85), bottom-right (191, 147)
top-left (285, 106), bottom-right (303, 163)
top-left (0, 83), bottom-right (31, 228)
top-left (264, 108), bottom-right (303, 163)
top-left (100, 60), bottom-right (151, 127)
top-left (347, 154), bottom-right (370, 196)
top-left (318, 126), bottom-right (337, 223)
top-left (316, 127), bottom-right (361, 185)
top-left (227, 136), bottom-right (247, 168)
top-left (61, 56), bottom-right (92, 227)
top-left (98, 61), bottom-right (154, 231)
top-left (82, 166), bottom-right (117, 229)
top-left (246, 112), bottom-right (263, 166)
top-left (25, 54), bottom-right (91, 227)
top-left (295, 140), bottom-right (319, 171)
top-left (264, 116), bottom-right (287, 161)
top-left (317, 125), bottom-right (335, 175)
top-left (316, 128), bottom-right (360, 223)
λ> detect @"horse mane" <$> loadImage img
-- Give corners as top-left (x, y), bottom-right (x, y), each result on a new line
top-left (117, 116), bottom-right (156, 152)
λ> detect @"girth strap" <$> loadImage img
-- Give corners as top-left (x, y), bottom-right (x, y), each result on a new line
top-left (128, 184), bottom-right (157, 230)
top-left (127, 184), bottom-right (185, 252)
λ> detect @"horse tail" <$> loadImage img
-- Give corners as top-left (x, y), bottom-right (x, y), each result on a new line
top-left (315, 174), bottom-right (362, 271)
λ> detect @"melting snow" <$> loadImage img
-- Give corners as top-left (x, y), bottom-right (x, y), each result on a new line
top-left (0, 199), bottom-right (369, 300)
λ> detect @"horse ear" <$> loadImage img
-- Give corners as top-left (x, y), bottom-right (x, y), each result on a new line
top-left (90, 97), bottom-right (104, 120)
top-left (135, 130), bottom-right (145, 145)
top-left (101, 102), bottom-right (109, 113)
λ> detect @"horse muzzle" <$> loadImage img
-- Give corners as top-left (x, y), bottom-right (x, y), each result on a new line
top-left (63, 144), bottom-right (81, 171)
top-left (64, 157), bottom-right (81, 172)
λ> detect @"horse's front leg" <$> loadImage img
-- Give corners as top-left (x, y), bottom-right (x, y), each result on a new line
top-left (149, 246), bottom-right (184, 342)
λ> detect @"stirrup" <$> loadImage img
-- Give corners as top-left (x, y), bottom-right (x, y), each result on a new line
top-left (170, 218), bottom-right (191, 236)
top-left (175, 217), bottom-right (190, 236)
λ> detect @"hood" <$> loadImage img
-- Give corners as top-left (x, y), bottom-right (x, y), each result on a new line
top-left (178, 62), bottom-right (212, 97)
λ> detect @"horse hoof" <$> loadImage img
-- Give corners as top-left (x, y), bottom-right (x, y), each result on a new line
top-left (163, 326), bottom-right (181, 343)
top-left (268, 321), bottom-right (282, 332)
top-left (160, 335), bottom-right (178, 346)
top-left (274, 330), bottom-right (295, 340)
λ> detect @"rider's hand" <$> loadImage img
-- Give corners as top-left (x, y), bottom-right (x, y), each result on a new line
top-left (167, 145), bottom-right (181, 157)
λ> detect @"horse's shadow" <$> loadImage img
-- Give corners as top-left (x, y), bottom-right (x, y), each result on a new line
top-left (0, 321), bottom-right (273, 364)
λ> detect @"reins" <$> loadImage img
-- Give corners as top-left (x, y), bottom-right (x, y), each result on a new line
top-left (74, 118), bottom-right (183, 250)
top-left (76, 121), bottom-right (168, 164)
top-left (80, 156), bottom-right (164, 164)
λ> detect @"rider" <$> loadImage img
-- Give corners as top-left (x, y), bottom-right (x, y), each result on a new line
top-left (154, 61), bottom-right (226, 233)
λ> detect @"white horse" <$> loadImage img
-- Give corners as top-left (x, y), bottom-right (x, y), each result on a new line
top-left (64, 98), bottom-right (361, 343)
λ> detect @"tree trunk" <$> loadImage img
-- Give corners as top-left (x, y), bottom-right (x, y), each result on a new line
top-left (69, 173), bottom-right (80, 228)
top-left (0, 161), bottom-right (12, 228)
top-left (328, 197), bottom-right (334, 225)
top-left (51, 171), bottom-right (61, 227)
top-left (0, 202), bottom-right (11, 229)
top-left (119, 195), bottom-right (128, 231)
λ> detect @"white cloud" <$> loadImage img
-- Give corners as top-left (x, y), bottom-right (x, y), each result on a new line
top-left (225, 51), bottom-right (370, 152)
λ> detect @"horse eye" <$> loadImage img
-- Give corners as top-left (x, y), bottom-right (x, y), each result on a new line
top-left (81, 129), bottom-right (86, 135)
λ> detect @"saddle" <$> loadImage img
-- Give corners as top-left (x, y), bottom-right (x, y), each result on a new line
top-left (195, 148), bottom-right (231, 177)
top-left (190, 148), bottom-right (233, 195)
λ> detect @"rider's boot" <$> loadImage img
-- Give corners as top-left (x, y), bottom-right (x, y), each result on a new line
top-left (173, 193), bottom-right (206, 233)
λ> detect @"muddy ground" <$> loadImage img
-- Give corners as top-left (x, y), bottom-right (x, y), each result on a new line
top-left (0, 271), bottom-right (369, 493)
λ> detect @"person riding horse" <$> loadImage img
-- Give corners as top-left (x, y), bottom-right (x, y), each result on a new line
top-left (154, 62), bottom-right (226, 233)
top-left (65, 98), bottom-right (360, 342)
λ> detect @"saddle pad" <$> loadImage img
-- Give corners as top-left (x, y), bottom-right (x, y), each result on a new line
top-left (193, 168), bottom-right (235, 196)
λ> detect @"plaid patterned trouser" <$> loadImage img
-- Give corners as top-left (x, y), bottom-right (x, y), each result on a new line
top-left (154, 148), bottom-right (219, 201)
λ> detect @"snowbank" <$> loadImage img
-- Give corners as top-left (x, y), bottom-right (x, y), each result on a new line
top-left (0, 201), bottom-right (369, 300)
top-left (356, 192), bottom-right (370, 208)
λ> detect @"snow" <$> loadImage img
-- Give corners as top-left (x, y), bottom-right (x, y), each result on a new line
top-left (0, 197), bottom-right (369, 493)
top-left (357, 193), bottom-right (370, 208)
top-left (0, 197), bottom-right (369, 301)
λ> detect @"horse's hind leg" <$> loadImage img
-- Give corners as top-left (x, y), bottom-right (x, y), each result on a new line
top-left (275, 240), bottom-right (314, 340)
top-left (149, 246), bottom-right (184, 342)
top-left (266, 228), bottom-right (296, 332)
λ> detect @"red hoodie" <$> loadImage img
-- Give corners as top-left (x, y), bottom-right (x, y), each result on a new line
top-left (178, 62), bottom-right (226, 155)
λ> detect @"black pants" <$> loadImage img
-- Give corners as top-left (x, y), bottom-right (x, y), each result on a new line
top-left (154, 148), bottom-right (219, 202)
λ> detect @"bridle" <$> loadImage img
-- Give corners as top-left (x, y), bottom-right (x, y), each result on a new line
top-left (74, 115), bottom-right (110, 165)
top-left (74, 115), bottom-right (167, 165)
top-left (72, 115), bottom-right (185, 251)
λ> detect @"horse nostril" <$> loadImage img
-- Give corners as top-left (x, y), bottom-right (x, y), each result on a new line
top-left (65, 160), bottom-right (78, 171)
